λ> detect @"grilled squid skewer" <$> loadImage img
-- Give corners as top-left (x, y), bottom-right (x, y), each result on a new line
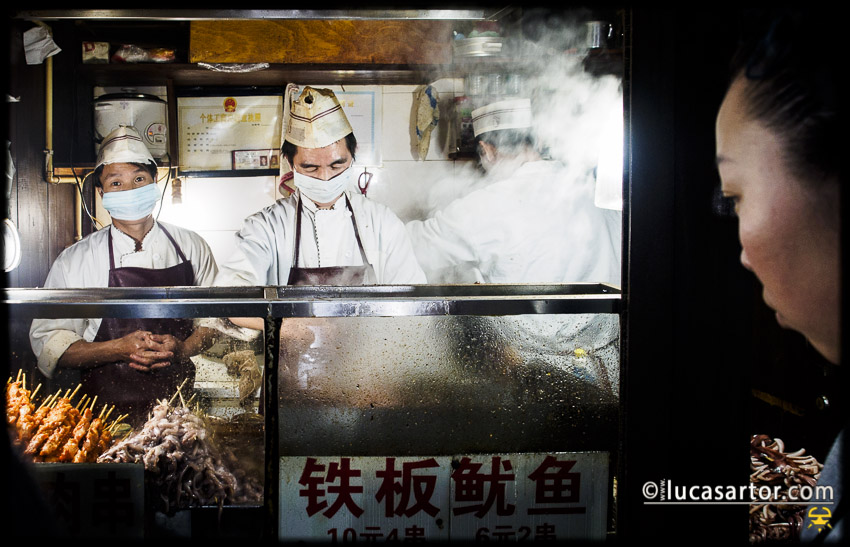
top-left (749, 434), bottom-right (824, 544)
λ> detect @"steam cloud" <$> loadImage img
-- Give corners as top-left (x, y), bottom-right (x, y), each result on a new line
top-left (380, 9), bottom-right (624, 284)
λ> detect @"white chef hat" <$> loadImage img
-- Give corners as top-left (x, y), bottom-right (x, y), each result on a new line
top-left (471, 98), bottom-right (533, 137)
top-left (284, 87), bottom-right (354, 149)
top-left (96, 125), bottom-right (155, 169)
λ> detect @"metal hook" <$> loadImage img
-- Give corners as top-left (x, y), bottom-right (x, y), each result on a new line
top-left (357, 168), bottom-right (372, 196)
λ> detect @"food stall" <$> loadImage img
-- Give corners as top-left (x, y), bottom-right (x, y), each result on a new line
top-left (6, 6), bottom-right (843, 544)
top-left (6, 282), bottom-right (619, 539)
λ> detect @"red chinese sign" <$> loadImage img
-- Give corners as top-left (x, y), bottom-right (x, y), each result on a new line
top-left (279, 452), bottom-right (608, 541)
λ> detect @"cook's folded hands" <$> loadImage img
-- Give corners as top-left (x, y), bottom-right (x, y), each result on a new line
top-left (114, 330), bottom-right (186, 372)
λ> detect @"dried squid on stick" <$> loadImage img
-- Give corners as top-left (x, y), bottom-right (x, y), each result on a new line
top-left (98, 397), bottom-right (262, 513)
top-left (749, 434), bottom-right (824, 543)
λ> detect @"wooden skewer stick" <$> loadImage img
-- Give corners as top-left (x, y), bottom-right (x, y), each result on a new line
top-left (104, 405), bottom-right (114, 421)
top-left (40, 389), bottom-right (62, 410)
top-left (21, 373), bottom-right (26, 391)
top-left (36, 393), bottom-right (51, 411)
top-left (98, 403), bottom-right (108, 419)
top-left (108, 414), bottom-right (127, 433)
top-left (168, 377), bottom-right (191, 406)
top-left (68, 384), bottom-right (81, 402)
top-left (31, 384), bottom-right (42, 400)
top-left (75, 395), bottom-right (87, 410)
top-left (16, 369), bottom-right (22, 383)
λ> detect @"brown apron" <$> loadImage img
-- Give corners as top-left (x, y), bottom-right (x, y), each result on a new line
top-left (82, 224), bottom-right (196, 424)
top-left (288, 194), bottom-right (377, 285)
top-left (262, 196), bottom-right (377, 415)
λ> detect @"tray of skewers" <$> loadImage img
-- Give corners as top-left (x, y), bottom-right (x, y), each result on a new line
top-left (6, 371), bottom-right (123, 462)
top-left (7, 370), bottom-right (263, 514)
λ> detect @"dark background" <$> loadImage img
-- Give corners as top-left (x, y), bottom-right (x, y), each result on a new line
top-left (620, 7), bottom-right (846, 543)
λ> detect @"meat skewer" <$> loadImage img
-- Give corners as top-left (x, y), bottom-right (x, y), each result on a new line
top-left (7, 380), bottom-right (39, 433)
top-left (39, 410), bottom-right (76, 458)
top-left (6, 381), bottom-right (28, 426)
top-left (75, 415), bottom-right (103, 463)
top-left (57, 407), bottom-right (93, 462)
top-left (19, 403), bottom-right (51, 444)
top-left (6, 372), bottom-right (114, 462)
top-left (25, 398), bottom-right (72, 456)
top-left (16, 383), bottom-right (42, 428)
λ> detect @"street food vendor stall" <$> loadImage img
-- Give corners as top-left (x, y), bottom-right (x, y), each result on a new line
top-left (5, 6), bottom-right (844, 544)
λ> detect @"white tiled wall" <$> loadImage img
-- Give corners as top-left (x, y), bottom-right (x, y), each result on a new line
top-left (95, 80), bottom-right (477, 267)
top-left (367, 79), bottom-right (477, 223)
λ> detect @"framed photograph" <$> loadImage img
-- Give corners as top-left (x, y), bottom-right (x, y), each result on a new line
top-left (232, 149), bottom-right (280, 170)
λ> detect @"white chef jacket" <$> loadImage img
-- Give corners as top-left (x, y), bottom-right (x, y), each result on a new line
top-left (214, 190), bottom-right (426, 286)
top-left (406, 160), bottom-right (623, 395)
top-left (405, 160), bottom-right (621, 286)
top-left (29, 221), bottom-right (219, 378)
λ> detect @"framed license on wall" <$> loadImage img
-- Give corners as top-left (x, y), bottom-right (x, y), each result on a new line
top-left (177, 89), bottom-right (283, 176)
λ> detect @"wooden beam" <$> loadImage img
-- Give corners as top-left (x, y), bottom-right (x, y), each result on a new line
top-left (190, 20), bottom-right (453, 65)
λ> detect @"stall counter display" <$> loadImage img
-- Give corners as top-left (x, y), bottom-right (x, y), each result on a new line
top-left (7, 370), bottom-right (263, 515)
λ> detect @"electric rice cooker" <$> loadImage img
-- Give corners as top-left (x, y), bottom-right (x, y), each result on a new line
top-left (93, 93), bottom-right (168, 159)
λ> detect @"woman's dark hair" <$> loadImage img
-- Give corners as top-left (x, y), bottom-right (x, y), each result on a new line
top-left (281, 132), bottom-right (357, 165)
top-left (93, 161), bottom-right (158, 188)
top-left (728, 9), bottom-right (839, 186)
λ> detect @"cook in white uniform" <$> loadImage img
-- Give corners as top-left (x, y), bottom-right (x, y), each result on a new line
top-left (29, 126), bottom-right (218, 421)
top-left (214, 86), bottom-right (425, 288)
top-left (406, 97), bottom-right (620, 286)
top-left (406, 98), bottom-right (622, 395)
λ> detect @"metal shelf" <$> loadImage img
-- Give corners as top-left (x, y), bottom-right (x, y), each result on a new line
top-left (3, 283), bottom-right (620, 319)
top-left (76, 63), bottom-right (464, 87)
top-left (14, 9), bottom-right (502, 22)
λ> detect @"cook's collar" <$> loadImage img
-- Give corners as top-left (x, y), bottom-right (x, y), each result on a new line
top-left (110, 220), bottom-right (158, 250)
top-left (299, 190), bottom-right (347, 213)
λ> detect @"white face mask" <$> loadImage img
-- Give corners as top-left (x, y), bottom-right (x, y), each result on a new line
top-left (101, 183), bottom-right (160, 221)
top-left (293, 166), bottom-right (353, 204)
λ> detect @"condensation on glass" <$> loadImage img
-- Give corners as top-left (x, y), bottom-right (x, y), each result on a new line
top-left (278, 313), bottom-right (619, 456)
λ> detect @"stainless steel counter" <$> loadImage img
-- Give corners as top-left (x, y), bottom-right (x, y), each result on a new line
top-left (3, 283), bottom-right (620, 318)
